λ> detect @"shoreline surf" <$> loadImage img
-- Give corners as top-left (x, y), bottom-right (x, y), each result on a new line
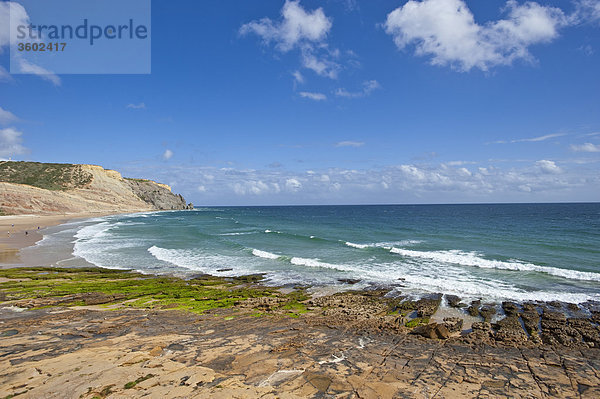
top-left (4, 204), bottom-right (598, 305)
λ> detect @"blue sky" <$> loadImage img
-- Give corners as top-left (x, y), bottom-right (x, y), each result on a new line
top-left (1, 0), bottom-right (599, 205)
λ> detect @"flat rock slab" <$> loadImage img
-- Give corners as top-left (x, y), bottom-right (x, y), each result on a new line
top-left (1, 307), bottom-right (599, 398)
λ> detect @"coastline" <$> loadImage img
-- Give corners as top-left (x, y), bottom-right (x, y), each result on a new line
top-left (1, 210), bottom-right (599, 397)
top-left (0, 210), bottom-right (151, 267)
top-left (0, 214), bottom-right (69, 261)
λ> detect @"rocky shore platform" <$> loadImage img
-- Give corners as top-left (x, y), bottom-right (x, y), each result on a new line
top-left (1, 267), bottom-right (599, 398)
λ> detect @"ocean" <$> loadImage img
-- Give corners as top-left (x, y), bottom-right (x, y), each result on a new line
top-left (27, 203), bottom-right (600, 304)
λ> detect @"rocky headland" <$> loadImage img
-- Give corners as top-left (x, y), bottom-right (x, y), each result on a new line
top-left (0, 161), bottom-right (193, 215)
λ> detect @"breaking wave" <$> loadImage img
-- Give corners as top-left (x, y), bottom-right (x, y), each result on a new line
top-left (390, 248), bottom-right (600, 282)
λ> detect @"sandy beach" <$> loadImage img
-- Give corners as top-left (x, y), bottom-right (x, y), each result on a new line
top-left (0, 212), bottom-right (139, 266)
top-left (0, 215), bottom-right (70, 264)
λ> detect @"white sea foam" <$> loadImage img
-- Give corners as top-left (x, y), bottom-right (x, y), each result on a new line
top-left (397, 270), bottom-right (597, 304)
top-left (73, 221), bottom-right (148, 269)
top-left (219, 231), bottom-right (256, 236)
top-left (130, 211), bottom-right (161, 218)
top-left (345, 242), bottom-right (369, 249)
top-left (379, 240), bottom-right (422, 247)
top-left (251, 246), bottom-right (354, 272)
top-left (345, 240), bottom-right (422, 250)
top-left (290, 257), bottom-right (353, 272)
top-left (148, 245), bottom-right (255, 274)
top-left (74, 222), bottom-right (112, 240)
top-left (390, 248), bottom-right (600, 282)
top-left (264, 229), bottom-right (282, 234)
top-left (252, 249), bottom-right (281, 259)
top-left (148, 246), bottom-right (194, 267)
top-left (215, 216), bottom-right (236, 221)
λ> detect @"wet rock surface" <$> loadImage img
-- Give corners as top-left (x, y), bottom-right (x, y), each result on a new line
top-left (337, 278), bottom-right (361, 285)
top-left (479, 305), bottom-right (496, 323)
top-left (306, 291), bottom-right (404, 332)
top-left (415, 293), bottom-right (443, 318)
top-left (411, 322), bottom-right (450, 339)
top-left (467, 299), bottom-right (481, 317)
top-left (493, 316), bottom-right (528, 346)
top-left (443, 317), bottom-right (463, 333)
top-left (1, 306), bottom-right (599, 399)
top-left (445, 294), bottom-right (464, 308)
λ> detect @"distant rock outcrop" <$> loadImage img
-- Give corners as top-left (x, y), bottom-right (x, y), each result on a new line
top-left (0, 161), bottom-right (192, 215)
top-left (125, 178), bottom-right (192, 210)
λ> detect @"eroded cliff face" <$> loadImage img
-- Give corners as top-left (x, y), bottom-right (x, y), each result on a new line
top-left (126, 178), bottom-right (190, 211)
top-left (0, 161), bottom-right (192, 215)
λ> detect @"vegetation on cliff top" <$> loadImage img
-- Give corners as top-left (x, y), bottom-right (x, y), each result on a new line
top-left (0, 161), bottom-right (92, 191)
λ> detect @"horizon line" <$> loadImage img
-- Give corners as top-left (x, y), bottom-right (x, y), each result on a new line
top-left (191, 201), bottom-right (600, 207)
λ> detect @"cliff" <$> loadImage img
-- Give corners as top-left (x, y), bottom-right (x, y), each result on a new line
top-left (0, 161), bottom-right (193, 215)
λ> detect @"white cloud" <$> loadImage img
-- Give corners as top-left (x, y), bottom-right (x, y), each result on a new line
top-left (458, 167), bottom-right (472, 177)
top-left (513, 133), bottom-right (566, 142)
top-left (127, 103), bottom-right (146, 110)
top-left (240, 0), bottom-right (331, 51)
top-left (335, 80), bottom-right (381, 98)
top-left (445, 160), bottom-right (476, 166)
top-left (241, 1), bottom-right (342, 80)
top-left (519, 184), bottom-right (532, 192)
top-left (0, 106), bottom-right (18, 125)
top-left (292, 70), bottom-right (304, 84)
top-left (493, 132), bottom-right (566, 144)
top-left (162, 149), bottom-right (173, 160)
top-left (118, 158), bottom-right (600, 205)
top-left (285, 178), bottom-right (302, 192)
top-left (15, 59), bottom-right (61, 86)
top-left (570, 142), bottom-right (600, 152)
top-left (0, 127), bottom-right (28, 158)
top-left (232, 180), bottom-right (273, 195)
top-left (300, 48), bottom-right (340, 78)
top-left (0, 66), bottom-right (10, 81)
top-left (299, 91), bottom-right (326, 101)
top-left (335, 141), bottom-right (364, 147)
top-left (578, 44), bottom-right (594, 55)
top-left (197, 185), bottom-right (207, 192)
top-left (0, 2), bottom-right (20, 51)
top-left (535, 159), bottom-right (562, 174)
top-left (1, 3), bottom-right (61, 85)
top-left (384, 0), bottom-right (568, 71)
top-left (573, 0), bottom-right (600, 24)
top-left (398, 164), bottom-right (427, 181)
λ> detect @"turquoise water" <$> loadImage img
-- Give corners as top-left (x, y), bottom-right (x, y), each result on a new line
top-left (60, 203), bottom-right (600, 303)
